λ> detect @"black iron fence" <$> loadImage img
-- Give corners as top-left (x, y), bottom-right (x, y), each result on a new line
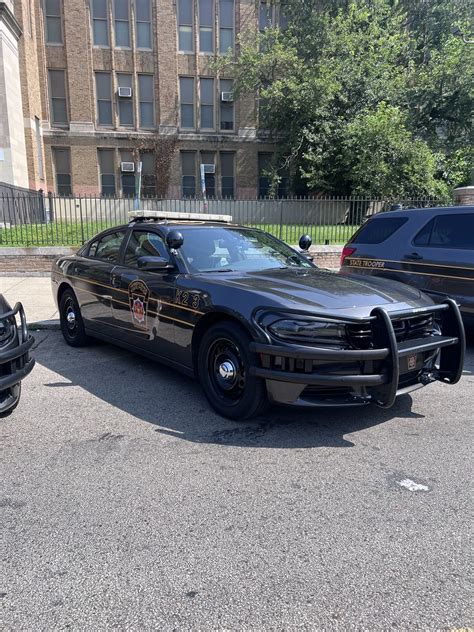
top-left (0, 190), bottom-right (447, 247)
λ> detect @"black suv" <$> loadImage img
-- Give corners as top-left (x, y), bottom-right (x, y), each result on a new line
top-left (340, 206), bottom-right (474, 328)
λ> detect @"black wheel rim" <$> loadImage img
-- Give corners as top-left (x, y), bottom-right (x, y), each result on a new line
top-left (64, 297), bottom-right (78, 337)
top-left (207, 337), bottom-right (246, 406)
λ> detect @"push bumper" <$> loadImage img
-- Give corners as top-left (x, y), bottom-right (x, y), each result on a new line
top-left (249, 299), bottom-right (465, 408)
top-left (0, 302), bottom-right (35, 394)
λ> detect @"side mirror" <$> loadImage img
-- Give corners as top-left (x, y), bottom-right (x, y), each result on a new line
top-left (166, 230), bottom-right (184, 250)
top-left (299, 234), bottom-right (312, 251)
top-left (137, 256), bottom-right (174, 272)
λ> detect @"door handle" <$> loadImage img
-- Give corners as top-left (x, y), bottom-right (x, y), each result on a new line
top-left (110, 273), bottom-right (121, 288)
top-left (404, 252), bottom-right (423, 261)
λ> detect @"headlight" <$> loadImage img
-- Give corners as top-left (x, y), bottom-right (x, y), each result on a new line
top-left (0, 317), bottom-right (15, 346)
top-left (267, 318), bottom-right (347, 345)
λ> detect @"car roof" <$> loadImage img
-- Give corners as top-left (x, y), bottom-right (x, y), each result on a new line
top-left (373, 205), bottom-right (474, 219)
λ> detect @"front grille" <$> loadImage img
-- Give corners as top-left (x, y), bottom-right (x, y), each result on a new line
top-left (347, 314), bottom-right (435, 350)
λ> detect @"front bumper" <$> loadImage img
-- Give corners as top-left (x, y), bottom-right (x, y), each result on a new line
top-left (249, 299), bottom-right (465, 408)
top-left (0, 302), bottom-right (35, 412)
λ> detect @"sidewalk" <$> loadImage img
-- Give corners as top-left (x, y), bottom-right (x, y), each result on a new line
top-left (0, 276), bottom-right (59, 329)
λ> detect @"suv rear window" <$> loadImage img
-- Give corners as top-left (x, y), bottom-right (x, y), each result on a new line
top-left (350, 217), bottom-right (408, 244)
top-left (414, 214), bottom-right (474, 249)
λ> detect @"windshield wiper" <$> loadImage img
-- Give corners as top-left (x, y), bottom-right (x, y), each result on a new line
top-left (200, 268), bottom-right (234, 273)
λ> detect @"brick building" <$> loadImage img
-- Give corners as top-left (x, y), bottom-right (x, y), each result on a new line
top-left (3, 0), bottom-right (286, 199)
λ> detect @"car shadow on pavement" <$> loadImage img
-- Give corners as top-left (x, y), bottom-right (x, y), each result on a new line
top-left (35, 331), bottom-right (429, 450)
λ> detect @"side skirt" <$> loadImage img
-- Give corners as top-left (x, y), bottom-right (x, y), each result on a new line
top-left (84, 327), bottom-right (195, 378)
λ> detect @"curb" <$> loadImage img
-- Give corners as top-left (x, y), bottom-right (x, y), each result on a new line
top-left (29, 320), bottom-right (60, 331)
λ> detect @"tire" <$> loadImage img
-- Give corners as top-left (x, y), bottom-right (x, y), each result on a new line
top-left (59, 288), bottom-right (90, 347)
top-left (197, 321), bottom-right (269, 421)
top-left (0, 384), bottom-right (21, 418)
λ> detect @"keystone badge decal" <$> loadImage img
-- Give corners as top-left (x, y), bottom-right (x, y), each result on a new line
top-left (128, 280), bottom-right (150, 330)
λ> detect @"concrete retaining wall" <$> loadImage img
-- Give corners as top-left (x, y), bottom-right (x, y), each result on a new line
top-left (0, 247), bottom-right (77, 273)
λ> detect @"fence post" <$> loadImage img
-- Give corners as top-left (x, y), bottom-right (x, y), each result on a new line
top-left (278, 199), bottom-right (283, 240)
top-left (77, 196), bottom-right (85, 244)
top-left (48, 191), bottom-right (54, 222)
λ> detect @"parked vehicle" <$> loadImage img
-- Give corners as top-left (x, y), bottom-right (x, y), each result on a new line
top-left (0, 296), bottom-right (35, 415)
top-left (51, 211), bottom-right (464, 420)
top-left (339, 206), bottom-right (474, 329)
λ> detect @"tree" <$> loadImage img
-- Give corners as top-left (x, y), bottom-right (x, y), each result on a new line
top-left (221, 0), bottom-right (473, 197)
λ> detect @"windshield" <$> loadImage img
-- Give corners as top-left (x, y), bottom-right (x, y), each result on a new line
top-left (178, 227), bottom-right (313, 273)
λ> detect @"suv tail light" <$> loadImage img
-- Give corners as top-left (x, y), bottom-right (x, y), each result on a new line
top-left (340, 246), bottom-right (356, 267)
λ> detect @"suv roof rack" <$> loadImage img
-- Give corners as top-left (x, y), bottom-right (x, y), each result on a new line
top-left (128, 210), bottom-right (233, 224)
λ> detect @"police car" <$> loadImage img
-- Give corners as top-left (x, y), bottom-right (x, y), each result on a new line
top-left (51, 211), bottom-right (465, 420)
top-left (340, 206), bottom-right (474, 329)
top-left (0, 296), bottom-right (35, 415)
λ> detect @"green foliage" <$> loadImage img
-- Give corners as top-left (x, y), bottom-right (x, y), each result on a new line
top-left (223, 0), bottom-right (473, 197)
top-left (342, 102), bottom-right (449, 199)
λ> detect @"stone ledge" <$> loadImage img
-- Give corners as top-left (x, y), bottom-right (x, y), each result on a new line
top-left (0, 247), bottom-right (77, 256)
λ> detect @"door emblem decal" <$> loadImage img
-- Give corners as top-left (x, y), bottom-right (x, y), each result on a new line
top-left (128, 280), bottom-right (150, 330)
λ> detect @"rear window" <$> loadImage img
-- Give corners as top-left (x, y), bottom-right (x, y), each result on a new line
top-left (414, 213), bottom-right (474, 250)
top-left (350, 217), bottom-right (408, 244)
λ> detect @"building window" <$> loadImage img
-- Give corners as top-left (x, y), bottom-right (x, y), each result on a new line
top-left (258, 153), bottom-right (288, 198)
top-left (141, 152), bottom-right (156, 197)
top-left (114, 0), bottom-right (130, 47)
top-left (219, 0), bottom-right (234, 53)
top-left (44, 0), bottom-right (62, 44)
top-left (181, 152), bottom-right (196, 197)
top-left (98, 149), bottom-right (116, 196)
top-left (135, 0), bottom-right (152, 48)
top-left (200, 152), bottom-right (216, 198)
top-left (258, 153), bottom-right (272, 198)
top-left (199, 0), bottom-right (214, 53)
top-left (220, 152), bottom-right (234, 198)
top-left (48, 70), bottom-right (68, 126)
top-left (220, 79), bottom-right (234, 131)
top-left (35, 118), bottom-right (44, 180)
top-left (95, 72), bottom-right (113, 126)
top-left (259, 0), bottom-right (273, 31)
top-left (52, 148), bottom-right (72, 195)
top-left (138, 74), bottom-right (154, 128)
top-left (177, 0), bottom-right (193, 52)
top-left (120, 150), bottom-right (135, 197)
top-left (117, 73), bottom-right (134, 126)
top-left (179, 77), bottom-right (195, 129)
top-left (92, 0), bottom-right (109, 46)
top-left (200, 78), bottom-right (214, 130)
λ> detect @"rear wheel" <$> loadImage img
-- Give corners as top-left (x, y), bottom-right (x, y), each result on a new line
top-left (197, 321), bottom-right (269, 420)
top-left (59, 289), bottom-right (90, 347)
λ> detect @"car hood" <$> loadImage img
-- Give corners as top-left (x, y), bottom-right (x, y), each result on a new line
top-left (201, 267), bottom-right (431, 313)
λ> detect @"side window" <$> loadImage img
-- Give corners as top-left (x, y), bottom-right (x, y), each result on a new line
top-left (351, 217), bottom-right (408, 244)
top-left (89, 231), bottom-right (126, 262)
top-left (413, 219), bottom-right (434, 246)
top-left (124, 231), bottom-right (168, 267)
top-left (414, 214), bottom-right (474, 250)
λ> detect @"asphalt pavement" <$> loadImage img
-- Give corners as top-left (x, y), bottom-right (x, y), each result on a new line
top-left (1, 331), bottom-right (472, 631)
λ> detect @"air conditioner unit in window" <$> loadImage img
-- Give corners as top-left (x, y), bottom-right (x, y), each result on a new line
top-left (121, 161), bottom-right (135, 172)
top-left (118, 87), bottom-right (132, 98)
top-left (221, 91), bottom-right (234, 102)
top-left (203, 164), bottom-right (216, 174)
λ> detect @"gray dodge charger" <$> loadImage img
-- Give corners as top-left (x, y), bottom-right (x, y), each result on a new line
top-left (51, 212), bottom-right (465, 420)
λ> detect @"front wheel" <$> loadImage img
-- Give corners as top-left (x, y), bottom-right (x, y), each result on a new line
top-left (197, 321), bottom-right (269, 420)
top-left (0, 383), bottom-right (21, 417)
top-left (59, 289), bottom-right (90, 347)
